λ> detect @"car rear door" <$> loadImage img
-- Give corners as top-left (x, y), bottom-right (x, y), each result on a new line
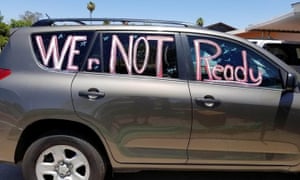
top-left (184, 34), bottom-right (300, 166)
top-left (72, 32), bottom-right (191, 164)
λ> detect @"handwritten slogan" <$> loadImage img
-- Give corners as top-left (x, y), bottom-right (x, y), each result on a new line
top-left (108, 35), bottom-right (174, 77)
top-left (193, 40), bottom-right (262, 86)
top-left (34, 34), bottom-right (263, 86)
top-left (35, 35), bottom-right (87, 71)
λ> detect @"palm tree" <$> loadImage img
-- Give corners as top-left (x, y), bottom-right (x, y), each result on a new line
top-left (103, 20), bottom-right (110, 25)
top-left (196, 17), bottom-right (204, 27)
top-left (87, 1), bottom-right (96, 23)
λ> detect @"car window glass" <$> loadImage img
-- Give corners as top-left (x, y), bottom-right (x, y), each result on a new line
top-left (85, 33), bottom-right (178, 78)
top-left (188, 35), bottom-right (283, 89)
top-left (32, 31), bottom-right (93, 71)
top-left (84, 34), bottom-right (101, 72)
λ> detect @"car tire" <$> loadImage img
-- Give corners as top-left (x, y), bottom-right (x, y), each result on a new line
top-left (22, 135), bottom-right (106, 180)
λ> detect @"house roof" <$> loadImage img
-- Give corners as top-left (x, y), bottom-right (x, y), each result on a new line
top-left (205, 22), bottom-right (236, 32)
top-left (247, 2), bottom-right (300, 33)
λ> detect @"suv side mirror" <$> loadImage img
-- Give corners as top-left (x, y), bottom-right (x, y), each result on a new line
top-left (286, 73), bottom-right (296, 92)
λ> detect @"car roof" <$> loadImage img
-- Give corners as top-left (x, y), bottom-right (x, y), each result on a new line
top-left (27, 18), bottom-right (243, 42)
top-left (32, 18), bottom-right (194, 27)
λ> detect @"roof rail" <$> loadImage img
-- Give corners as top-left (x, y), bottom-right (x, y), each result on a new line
top-left (32, 18), bottom-right (194, 27)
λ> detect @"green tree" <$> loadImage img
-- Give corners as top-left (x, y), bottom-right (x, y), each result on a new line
top-left (103, 20), bottom-right (110, 25)
top-left (0, 12), bottom-right (3, 22)
top-left (0, 13), bottom-right (10, 50)
top-left (196, 17), bottom-right (204, 27)
top-left (87, 1), bottom-right (96, 19)
top-left (10, 19), bottom-right (32, 28)
top-left (10, 11), bottom-right (43, 28)
top-left (20, 11), bottom-right (43, 24)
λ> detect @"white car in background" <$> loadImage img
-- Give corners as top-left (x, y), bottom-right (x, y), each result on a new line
top-left (249, 39), bottom-right (300, 72)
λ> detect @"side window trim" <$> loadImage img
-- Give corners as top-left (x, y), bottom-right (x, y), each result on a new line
top-left (180, 33), bottom-right (196, 81)
top-left (80, 31), bottom-right (100, 72)
top-left (177, 33), bottom-right (193, 80)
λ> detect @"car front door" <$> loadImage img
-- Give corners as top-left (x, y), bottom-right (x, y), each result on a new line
top-left (72, 32), bottom-right (191, 164)
top-left (185, 34), bottom-right (300, 166)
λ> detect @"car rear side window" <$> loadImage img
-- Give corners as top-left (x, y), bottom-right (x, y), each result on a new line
top-left (188, 35), bottom-right (283, 89)
top-left (32, 31), bottom-right (94, 71)
top-left (84, 33), bottom-right (178, 78)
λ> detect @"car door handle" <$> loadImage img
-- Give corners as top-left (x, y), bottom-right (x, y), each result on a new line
top-left (195, 95), bottom-right (220, 108)
top-left (78, 88), bottom-right (105, 100)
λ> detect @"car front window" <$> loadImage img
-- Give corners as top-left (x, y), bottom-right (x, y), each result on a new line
top-left (188, 35), bottom-right (283, 89)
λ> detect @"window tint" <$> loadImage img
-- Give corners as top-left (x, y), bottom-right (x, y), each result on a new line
top-left (188, 35), bottom-right (282, 89)
top-left (85, 33), bottom-right (178, 78)
top-left (32, 32), bottom-right (93, 71)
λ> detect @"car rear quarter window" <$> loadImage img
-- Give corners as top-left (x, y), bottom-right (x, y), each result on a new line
top-left (187, 35), bottom-right (283, 89)
top-left (32, 31), bottom-right (94, 71)
top-left (84, 33), bottom-right (178, 79)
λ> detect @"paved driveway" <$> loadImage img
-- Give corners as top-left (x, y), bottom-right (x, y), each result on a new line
top-left (0, 163), bottom-right (298, 180)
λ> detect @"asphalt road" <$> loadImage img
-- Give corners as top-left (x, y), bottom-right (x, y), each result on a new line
top-left (0, 163), bottom-right (298, 180)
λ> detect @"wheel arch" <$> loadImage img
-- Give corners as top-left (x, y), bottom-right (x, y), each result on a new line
top-left (15, 119), bottom-right (112, 172)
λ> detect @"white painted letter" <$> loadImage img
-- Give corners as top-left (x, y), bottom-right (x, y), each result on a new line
top-left (147, 36), bottom-right (174, 77)
top-left (109, 35), bottom-right (134, 74)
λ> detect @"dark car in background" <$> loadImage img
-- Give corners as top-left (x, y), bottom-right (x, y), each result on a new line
top-left (0, 18), bottom-right (300, 180)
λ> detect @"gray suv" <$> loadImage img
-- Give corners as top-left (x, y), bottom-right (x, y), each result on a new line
top-left (0, 18), bottom-right (300, 180)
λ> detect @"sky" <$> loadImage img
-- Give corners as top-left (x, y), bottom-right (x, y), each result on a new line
top-left (0, 0), bottom-right (299, 29)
